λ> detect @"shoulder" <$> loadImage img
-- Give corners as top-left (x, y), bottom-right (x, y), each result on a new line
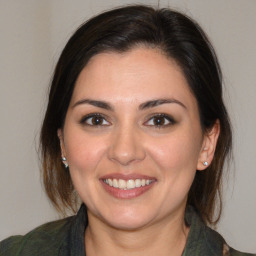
top-left (185, 206), bottom-right (255, 256)
top-left (223, 244), bottom-right (256, 256)
top-left (204, 226), bottom-right (255, 256)
top-left (0, 216), bottom-right (74, 256)
top-left (203, 224), bottom-right (255, 256)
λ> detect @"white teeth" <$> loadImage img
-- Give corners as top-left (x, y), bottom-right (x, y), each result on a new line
top-left (127, 179), bottom-right (135, 189)
top-left (113, 179), bottom-right (118, 188)
top-left (135, 179), bottom-right (141, 187)
top-left (103, 178), bottom-right (153, 190)
top-left (118, 179), bottom-right (126, 189)
top-left (108, 179), bottom-right (113, 186)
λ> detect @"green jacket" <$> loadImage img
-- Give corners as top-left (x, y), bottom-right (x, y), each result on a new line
top-left (0, 205), bottom-right (255, 256)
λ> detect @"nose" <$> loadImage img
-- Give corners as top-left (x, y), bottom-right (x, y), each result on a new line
top-left (107, 126), bottom-right (146, 166)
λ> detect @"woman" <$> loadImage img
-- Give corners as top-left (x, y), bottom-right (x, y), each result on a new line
top-left (0, 4), bottom-right (254, 256)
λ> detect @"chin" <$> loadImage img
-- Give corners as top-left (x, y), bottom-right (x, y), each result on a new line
top-left (97, 205), bottom-right (157, 231)
top-left (105, 216), bottom-right (152, 231)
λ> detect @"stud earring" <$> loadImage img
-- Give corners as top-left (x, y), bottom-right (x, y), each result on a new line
top-left (61, 157), bottom-right (69, 168)
top-left (203, 161), bottom-right (208, 166)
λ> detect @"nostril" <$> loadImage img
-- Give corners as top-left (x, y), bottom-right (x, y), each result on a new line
top-left (108, 152), bottom-right (140, 166)
top-left (107, 132), bottom-right (146, 165)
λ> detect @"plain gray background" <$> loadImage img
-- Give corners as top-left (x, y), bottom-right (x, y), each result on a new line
top-left (0, 0), bottom-right (255, 253)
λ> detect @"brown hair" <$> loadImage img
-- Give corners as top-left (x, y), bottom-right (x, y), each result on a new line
top-left (40, 5), bottom-right (232, 224)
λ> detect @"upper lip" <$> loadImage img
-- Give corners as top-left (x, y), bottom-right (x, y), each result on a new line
top-left (100, 173), bottom-right (156, 181)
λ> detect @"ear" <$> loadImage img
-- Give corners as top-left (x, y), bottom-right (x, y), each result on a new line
top-left (197, 120), bottom-right (220, 171)
top-left (57, 129), bottom-right (67, 158)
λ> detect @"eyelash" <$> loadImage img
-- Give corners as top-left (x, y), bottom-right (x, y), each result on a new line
top-left (79, 113), bottom-right (176, 128)
top-left (144, 114), bottom-right (176, 128)
top-left (80, 113), bottom-right (111, 126)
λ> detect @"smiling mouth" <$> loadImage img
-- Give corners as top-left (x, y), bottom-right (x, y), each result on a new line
top-left (103, 178), bottom-right (154, 190)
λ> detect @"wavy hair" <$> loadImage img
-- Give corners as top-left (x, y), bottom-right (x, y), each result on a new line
top-left (40, 5), bottom-right (232, 224)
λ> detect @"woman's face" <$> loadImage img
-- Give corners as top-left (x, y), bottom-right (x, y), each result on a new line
top-left (59, 47), bottom-right (216, 230)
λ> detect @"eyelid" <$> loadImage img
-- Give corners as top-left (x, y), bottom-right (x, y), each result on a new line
top-left (79, 112), bottom-right (175, 128)
top-left (144, 113), bottom-right (176, 127)
top-left (80, 113), bottom-right (111, 126)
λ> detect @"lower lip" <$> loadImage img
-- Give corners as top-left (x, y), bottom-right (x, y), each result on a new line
top-left (100, 180), bottom-right (156, 199)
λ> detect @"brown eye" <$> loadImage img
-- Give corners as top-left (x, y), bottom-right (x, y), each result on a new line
top-left (91, 116), bottom-right (104, 125)
top-left (145, 114), bottom-right (175, 127)
top-left (81, 114), bottom-right (110, 126)
top-left (152, 116), bottom-right (166, 126)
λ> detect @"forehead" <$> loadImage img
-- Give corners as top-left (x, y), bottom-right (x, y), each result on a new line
top-left (71, 47), bottom-right (197, 109)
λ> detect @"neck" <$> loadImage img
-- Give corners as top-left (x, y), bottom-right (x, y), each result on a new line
top-left (85, 209), bottom-right (189, 256)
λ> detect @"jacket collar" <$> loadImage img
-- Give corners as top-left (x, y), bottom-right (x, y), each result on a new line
top-left (183, 206), bottom-right (224, 256)
top-left (62, 204), bottom-right (224, 256)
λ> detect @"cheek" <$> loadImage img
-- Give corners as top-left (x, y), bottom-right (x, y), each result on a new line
top-left (64, 129), bottom-right (108, 176)
top-left (147, 131), bottom-right (202, 175)
top-left (63, 130), bottom-right (109, 206)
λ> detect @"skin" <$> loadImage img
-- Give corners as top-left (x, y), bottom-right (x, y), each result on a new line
top-left (59, 47), bottom-right (219, 256)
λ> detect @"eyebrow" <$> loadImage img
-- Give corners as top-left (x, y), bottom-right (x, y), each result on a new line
top-left (72, 98), bottom-right (186, 111)
top-left (139, 98), bottom-right (187, 110)
top-left (72, 99), bottom-right (113, 110)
